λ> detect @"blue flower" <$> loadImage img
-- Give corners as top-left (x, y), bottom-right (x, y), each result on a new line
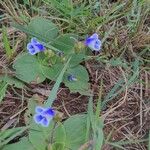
top-left (85, 33), bottom-right (102, 51)
top-left (67, 75), bottom-right (77, 81)
top-left (33, 106), bottom-right (55, 127)
top-left (27, 38), bottom-right (45, 55)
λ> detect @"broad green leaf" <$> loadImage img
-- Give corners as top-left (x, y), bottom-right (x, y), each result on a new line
top-left (69, 53), bottom-right (85, 67)
top-left (2, 137), bottom-right (35, 150)
top-left (52, 143), bottom-right (65, 150)
top-left (24, 96), bottom-right (39, 125)
top-left (54, 123), bottom-right (66, 144)
top-left (13, 53), bottom-right (46, 83)
top-left (14, 17), bottom-right (59, 43)
top-left (63, 114), bottom-right (87, 150)
top-left (63, 65), bottom-right (90, 94)
top-left (42, 53), bottom-right (85, 76)
top-left (44, 57), bottom-right (71, 107)
top-left (29, 130), bottom-right (47, 150)
top-left (51, 34), bottom-right (77, 54)
top-left (42, 63), bottom-right (63, 81)
top-left (0, 76), bottom-right (24, 88)
top-left (28, 120), bottom-right (55, 150)
top-left (0, 82), bottom-right (8, 103)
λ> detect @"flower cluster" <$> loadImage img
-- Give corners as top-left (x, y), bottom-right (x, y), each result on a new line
top-left (85, 33), bottom-right (101, 51)
top-left (34, 106), bottom-right (55, 127)
top-left (27, 38), bottom-right (45, 55)
top-left (27, 33), bottom-right (101, 55)
top-left (31, 33), bottom-right (101, 127)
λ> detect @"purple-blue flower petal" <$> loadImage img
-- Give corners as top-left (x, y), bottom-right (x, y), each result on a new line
top-left (85, 37), bottom-right (95, 46)
top-left (35, 106), bottom-right (44, 113)
top-left (94, 39), bottom-right (101, 51)
top-left (27, 43), bottom-right (39, 55)
top-left (85, 33), bottom-right (102, 51)
top-left (27, 38), bottom-right (45, 55)
top-left (34, 114), bottom-right (43, 124)
top-left (41, 118), bottom-right (50, 127)
top-left (31, 38), bottom-right (38, 44)
top-left (35, 43), bottom-right (45, 51)
top-left (27, 43), bottom-right (34, 50)
top-left (43, 108), bottom-right (55, 117)
top-left (90, 33), bottom-right (98, 39)
top-left (34, 106), bottom-right (55, 127)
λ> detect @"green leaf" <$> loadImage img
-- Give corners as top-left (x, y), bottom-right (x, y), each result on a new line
top-left (94, 125), bottom-right (104, 150)
top-left (52, 143), bottom-right (65, 150)
top-left (42, 63), bottom-right (63, 81)
top-left (2, 26), bottom-right (14, 59)
top-left (13, 53), bottom-right (46, 83)
top-left (87, 96), bottom-right (95, 130)
top-left (63, 65), bottom-right (90, 94)
top-left (24, 96), bottom-right (39, 125)
top-left (0, 76), bottom-right (24, 88)
top-left (63, 114), bottom-right (87, 150)
top-left (0, 127), bottom-right (24, 144)
top-left (44, 57), bottom-right (71, 107)
top-left (54, 123), bottom-right (66, 144)
top-left (0, 82), bottom-right (8, 103)
top-left (2, 137), bottom-right (34, 150)
top-left (51, 34), bottom-right (77, 54)
top-left (87, 96), bottom-right (104, 150)
top-left (69, 53), bottom-right (85, 67)
top-left (14, 17), bottom-right (59, 43)
top-left (29, 130), bottom-right (47, 150)
top-left (0, 127), bottom-right (29, 148)
top-left (109, 58), bottom-right (128, 68)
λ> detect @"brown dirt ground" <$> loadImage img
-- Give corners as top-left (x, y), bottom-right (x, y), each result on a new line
top-left (0, 55), bottom-right (149, 149)
top-left (0, 3), bottom-right (150, 148)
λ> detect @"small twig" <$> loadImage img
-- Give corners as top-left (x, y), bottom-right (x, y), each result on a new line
top-left (10, 107), bottom-right (27, 119)
top-left (62, 99), bottom-right (71, 117)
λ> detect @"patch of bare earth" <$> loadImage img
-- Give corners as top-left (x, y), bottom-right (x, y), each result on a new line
top-left (0, 55), bottom-right (149, 149)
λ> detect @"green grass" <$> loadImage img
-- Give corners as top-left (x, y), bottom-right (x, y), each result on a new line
top-left (0, 0), bottom-right (149, 149)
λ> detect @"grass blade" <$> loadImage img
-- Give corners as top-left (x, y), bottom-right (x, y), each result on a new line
top-left (0, 126), bottom-right (29, 147)
top-left (0, 82), bottom-right (8, 103)
top-left (2, 26), bottom-right (14, 59)
top-left (44, 57), bottom-right (71, 107)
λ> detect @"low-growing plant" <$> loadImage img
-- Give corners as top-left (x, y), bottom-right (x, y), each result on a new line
top-left (0, 57), bottom-right (104, 150)
top-left (11, 17), bottom-right (102, 95)
top-left (0, 16), bottom-right (104, 150)
top-left (1, 0), bottom-right (149, 149)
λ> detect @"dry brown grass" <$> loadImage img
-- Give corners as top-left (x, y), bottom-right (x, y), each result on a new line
top-left (0, 0), bottom-right (149, 149)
